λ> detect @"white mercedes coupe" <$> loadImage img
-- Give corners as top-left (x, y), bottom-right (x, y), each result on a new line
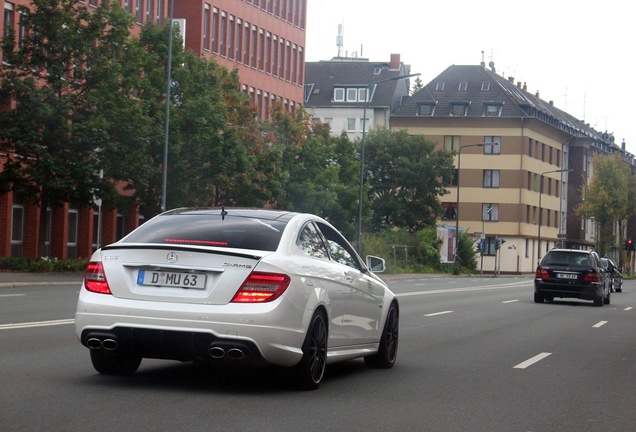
top-left (75, 208), bottom-right (398, 389)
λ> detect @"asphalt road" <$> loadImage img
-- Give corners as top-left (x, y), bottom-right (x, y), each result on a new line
top-left (1, 276), bottom-right (635, 432)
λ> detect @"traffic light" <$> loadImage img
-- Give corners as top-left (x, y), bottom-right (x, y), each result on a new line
top-left (627, 239), bottom-right (634, 251)
top-left (494, 238), bottom-right (506, 250)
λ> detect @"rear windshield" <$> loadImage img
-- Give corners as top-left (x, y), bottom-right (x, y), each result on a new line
top-left (542, 252), bottom-right (593, 267)
top-left (123, 214), bottom-right (287, 251)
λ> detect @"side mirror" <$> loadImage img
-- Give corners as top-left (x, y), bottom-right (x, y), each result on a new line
top-left (366, 255), bottom-right (386, 273)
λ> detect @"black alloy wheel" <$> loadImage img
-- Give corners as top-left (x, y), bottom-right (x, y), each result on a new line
top-left (293, 310), bottom-right (327, 390)
top-left (365, 301), bottom-right (399, 369)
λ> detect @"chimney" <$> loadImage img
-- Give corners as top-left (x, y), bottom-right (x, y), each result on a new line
top-left (390, 53), bottom-right (400, 70)
top-left (517, 82), bottom-right (522, 88)
top-left (549, 101), bottom-right (554, 105)
top-left (508, 76), bottom-right (514, 82)
top-left (523, 82), bottom-right (527, 91)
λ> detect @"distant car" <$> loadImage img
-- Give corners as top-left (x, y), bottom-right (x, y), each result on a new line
top-left (601, 257), bottom-right (623, 292)
top-left (75, 208), bottom-right (398, 389)
top-left (534, 249), bottom-right (610, 306)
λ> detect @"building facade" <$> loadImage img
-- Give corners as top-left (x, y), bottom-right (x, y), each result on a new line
top-left (304, 54), bottom-right (412, 138)
top-left (392, 63), bottom-right (634, 274)
top-left (0, 0), bottom-right (167, 259)
top-left (174, 0), bottom-right (307, 119)
top-left (1, 0), bottom-right (307, 259)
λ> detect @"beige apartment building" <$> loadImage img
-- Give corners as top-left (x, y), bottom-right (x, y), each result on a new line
top-left (392, 62), bottom-right (633, 274)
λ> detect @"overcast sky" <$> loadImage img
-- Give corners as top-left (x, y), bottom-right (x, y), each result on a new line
top-left (305, 0), bottom-right (635, 154)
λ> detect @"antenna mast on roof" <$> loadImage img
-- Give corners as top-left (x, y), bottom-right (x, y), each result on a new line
top-left (336, 23), bottom-right (344, 57)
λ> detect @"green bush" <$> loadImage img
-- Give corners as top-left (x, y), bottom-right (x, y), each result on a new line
top-left (360, 227), bottom-right (479, 275)
top-left (0, 257), bottom-right (88, 273)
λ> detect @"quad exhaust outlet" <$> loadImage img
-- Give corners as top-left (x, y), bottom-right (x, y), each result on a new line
top-left (86, 337), bottom-right (118, 351)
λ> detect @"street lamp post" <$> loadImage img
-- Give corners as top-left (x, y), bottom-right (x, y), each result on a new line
top-left (356, 72), bottom-right (420, 253)
top-left (454, 143), bottom-right (488, 272)
top-left (160, 0), bottom-right (175, 213)
top-left (537, 168), bottom-right (572, 265)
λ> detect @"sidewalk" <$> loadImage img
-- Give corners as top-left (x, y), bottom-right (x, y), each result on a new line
top-left (0, 272), bottom-right (84, 287)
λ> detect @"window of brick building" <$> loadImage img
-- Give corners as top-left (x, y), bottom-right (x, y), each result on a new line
top-left (10, 204), bottom-right (23, 257)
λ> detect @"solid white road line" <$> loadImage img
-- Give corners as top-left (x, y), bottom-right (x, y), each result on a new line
top-left (0, 318), bottom-right (75, 330)
top-left (514, 352), bottom-right (552, 369)
top-left (0, 293), bottom-right (26, 298)
top-left (502, 299), bottom-right (519, 303)
top-left (593, 321), bottom-right (608, 328)
top-left (397, 280), bottom-right (532, 297)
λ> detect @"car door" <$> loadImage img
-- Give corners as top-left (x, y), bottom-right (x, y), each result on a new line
top-left (315, 222), bottom-right (385, 346)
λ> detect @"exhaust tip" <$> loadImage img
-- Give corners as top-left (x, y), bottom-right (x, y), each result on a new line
top-left (209, 346), bottom-right (225, 359)
top-left (102, 339), bottom-right (118, 351)
top-left (227, 348), bottom-right (244, 360)
top-left (86, 338), bottom-right (103, 350)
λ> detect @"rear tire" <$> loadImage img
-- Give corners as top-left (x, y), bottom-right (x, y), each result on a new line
top-left (293, 310), bottom-right (327, 390)
top-left (534, 291), bottom-right (545, 303)
top-left (593, 294), bottom-right (603, 307)
top-left (604, 290), bottom-right (611, 305)
top-left (90, 350), bottom-right (142, 376)
top-left (365, 302), bottom-right (399, 369)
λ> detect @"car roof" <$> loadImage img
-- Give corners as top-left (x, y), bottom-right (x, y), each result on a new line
top-left (162, 207), bottom-right (298, 223)
top-left (548, 249), bottom-right (592, 254)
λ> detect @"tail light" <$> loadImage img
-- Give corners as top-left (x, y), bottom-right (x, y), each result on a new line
top-left (84, 261), bottom-right (112, 294)
top-left (583, 272), bottom-right (600, 282)
top-left (231, 271), bottom-right (291, 303)
top-left (535, 267), bottom-right (550, 279)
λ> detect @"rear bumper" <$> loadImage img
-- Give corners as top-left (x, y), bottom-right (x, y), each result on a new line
top-left (80, 327), bottom-right (265, 364)
top-left (534, 280), bottom-right (602, 301)
top-left (75, 289), bottom-right (308, 367)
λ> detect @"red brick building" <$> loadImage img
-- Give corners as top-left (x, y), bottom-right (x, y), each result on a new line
top-left (0, 0), bottom-right (167, 259)
top-left (174, 0), bottom-right (307, 119)
top-left (1, 0), bottom-right (307, 259)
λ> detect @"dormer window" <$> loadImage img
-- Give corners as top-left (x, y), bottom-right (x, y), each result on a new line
top-left (450, 103), bottom-right (469, 116)
top-left (333, 86), bottom-right (370, 103)
top-left (458, 81), bottom-right (468, 91)
top-left (418, 103), bottom-right (436, 116)
top-left (334, 88), bottom-right (345, 102)
top-left (483, 102), bottom-right (503, 117)
top-left (481, 82), bottom-right (490, 91)
top-left (435, 81), bottom-right (445, 91)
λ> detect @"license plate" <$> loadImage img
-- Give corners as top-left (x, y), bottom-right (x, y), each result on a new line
top-left (556, 273), bottom-right (577, 280)
top-left (137, 270), bottom-right (207, 289)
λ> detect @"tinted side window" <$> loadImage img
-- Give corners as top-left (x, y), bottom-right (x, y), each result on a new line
top-left (315, 222), bottom-right (361, 270)
top-left (297, 222), bottom-right (329, 259)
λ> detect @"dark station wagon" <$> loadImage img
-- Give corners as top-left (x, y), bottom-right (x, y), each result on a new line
top-left (534, 249), bottom-right (611, 306)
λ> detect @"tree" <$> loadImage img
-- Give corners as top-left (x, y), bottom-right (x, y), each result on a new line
top-left (97, 21), bottom-right (262, 217)
top-left (455, 230), bottom-right (478, 273)
top-left (272, 108), bottom-right (361, 238)
top-left (411, 76), bottom-right (424, 94)
top-left (0, 0), bottom-right (140, 251)
top-left (576, 153), bottom-right (632, 256)
top-left (363, 128), bottom-right (454, 232)
top-left (137, 23), bottom-right (236, 214)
